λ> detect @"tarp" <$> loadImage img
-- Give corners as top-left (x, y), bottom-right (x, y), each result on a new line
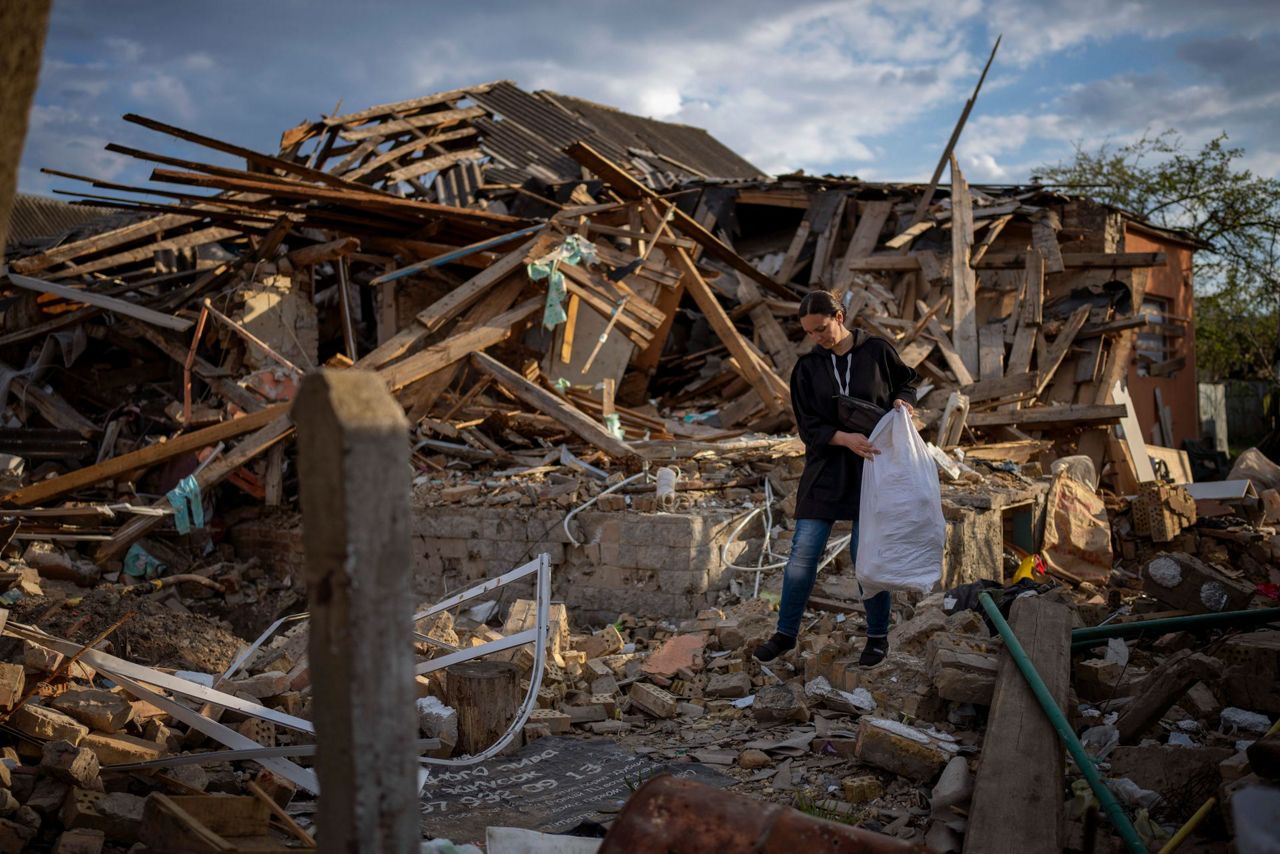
top-left (419, 736), bottom-right (732, 843)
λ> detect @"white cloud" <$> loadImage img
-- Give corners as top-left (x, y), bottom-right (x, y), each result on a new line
top-left (105, 36), bottom-right (143, 64)
top-left (128, 73), bottom-right (195, 120)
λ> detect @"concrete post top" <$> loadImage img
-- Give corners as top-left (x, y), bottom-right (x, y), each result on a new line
top-left (293, 369), bottom-right (408, 433)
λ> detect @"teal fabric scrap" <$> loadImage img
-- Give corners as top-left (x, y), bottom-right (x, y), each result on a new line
top-left (123, 543), bottom-right (168, 579)
top-left (603, 413), bottom-right (625, 441)
top-left (527, 235), bottom-right (599, 330)
top-left (166, 475), bottom-right (205, 535)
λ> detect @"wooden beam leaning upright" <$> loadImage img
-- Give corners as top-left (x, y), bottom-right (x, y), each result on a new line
top-left (294, 371), bottom-right (418, 854)
top-left (565, 141), bottom-right (795, 300)
top-left (966, 596), bottom-right (1070, 853)
top-left (949, 155), bottom-right (979, 379)
top-left (665, 247), bottom-right (787, 415)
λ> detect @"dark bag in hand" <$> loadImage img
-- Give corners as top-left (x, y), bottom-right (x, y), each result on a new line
top-left (833, 394), bottom-right (886, 435)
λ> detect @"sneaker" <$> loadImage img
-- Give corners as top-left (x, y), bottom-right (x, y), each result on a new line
top-left (752, 631), bottom-right (797, 663)
top-left (859, 636), bottom-right (889, 667)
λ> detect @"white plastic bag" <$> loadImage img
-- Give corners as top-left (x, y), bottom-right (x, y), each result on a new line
top-left (855, 407), bottom-right (945, 596)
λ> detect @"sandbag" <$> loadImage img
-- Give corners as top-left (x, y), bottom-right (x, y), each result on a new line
top-left (855, 407), bottom-right (945, 596)
top-left (1041, 470), bottom-right (1112, 584)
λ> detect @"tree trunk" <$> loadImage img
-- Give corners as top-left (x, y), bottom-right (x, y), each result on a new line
top-left (449, 661), bottom-right (521, 755)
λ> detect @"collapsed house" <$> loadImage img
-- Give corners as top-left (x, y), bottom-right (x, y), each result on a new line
top-left (0, 80), bottom-right (1274, 852)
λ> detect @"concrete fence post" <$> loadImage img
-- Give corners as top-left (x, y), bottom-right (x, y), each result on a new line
top-left (294, 370), bottom-right (417, 853)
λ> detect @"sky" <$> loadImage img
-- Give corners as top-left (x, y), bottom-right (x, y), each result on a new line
top-left (17, 0), bottom-right (1280, 199)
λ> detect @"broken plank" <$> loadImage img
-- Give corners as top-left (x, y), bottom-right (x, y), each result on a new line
top-left (965, 404), bottom-right (1126, 428)
top-left (380, 298), bottom-right (542, 394)
top-left (1034, 305), bottom-right (1090, 395)
top-left (666, 247), bottom-right (785, 415)
top-left (966, 596), bottom-right (1069, 854)
top-left (566, 142), bottom-right (794, 300)
top-left (469, 352), bottom-right (636, 460)
top-left (5, 272), bottom-right (192, 331)
top-left (355, 237), bottom-right (537, 370)
top-left (949, 156), bottom-right (979, 378)
top-left (0, 363), bottom-right (98, 437)
top-left (916, 299), bottom-right (974, 386)
top-left (8, 213), bottom-right (200, 275)
top-left (48, 226), bottom-right (242, 280)
top-left (3, 404), bottom-right (288, 508)
top-left (339, 106), bottom-right (486, 141)
top-left (960, 371), bottom-right (1037, 404)
top-left (977, 251), bottom-right (1165, 270)
top-left (833, 199), bottom-right (892, 292)
top-left (95, 413), bottom-right (294, 563)
top-left (978, 321), bottom-right (1004, 382)
top-left (775, 218), bottom-right (812, 284)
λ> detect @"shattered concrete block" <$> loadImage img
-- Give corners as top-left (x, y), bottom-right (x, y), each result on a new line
top-left (565, 703), bottom-right (607, 725)
top-left (25, 778), bottom-right (71, 818)
top-left (641, 633), bottom-right (707, 679)
top-left (589, 693), bottom-right (618, 716)
top-left (11, 705), bottom-right (89, 745)
top-left (590, 674), bottom-right (620, 696)
top-left (752, 683), bottom-right (809, 725)
top-left (53, 827), bottom-right (106, 854)
top-left (585, 720), bottom-right (631, 735)
top-left (628, 682), bottom-right (678, 719)
top-left (415, 696), bottom-right (459, 747)
top-left (226, 670), bottom-right (289, 699)
top-left (929, 641), bottom-right (999, 706)
top-left (526, 709), bottom-right (571, 735)
top-left (705, 672), bottom-right (752, 699)
top-left (0, 817), bottom-right (35, 852)
top-left (889, 607), bottom-right (947, 654)
top-left (61, 789), bottom-right (144, 843)
top-left (842, 775), bottom-right (883, 804)
top-left (577, 625), bottom-right (624, 660)
top-left (930, 755), bottom-right (973, 816)
top-left (1142, 552), bottom-right (1253, 614)
top-left (841, 653), bottom-right (944, 721)
top-left (0, 662), bottom-right (24, 710)
top-left (1074, 658), bottom-right (1128, 702)
top-left (40, 740), bottom-right (100, 788)
top-left (1109, 745), bottom-right (1233, 809)
top-left (236, 719), bottom-right (276, 748)
top-left (1218, 630), bottom-right (1280, 715)
top-left (854, 718), bottom-right (950, 782)
top-left (1221, 707), bottom-right (1271, 736)
top-left (80, 733), bottom-right (165, 766)
top-left (49, 690), bottom-right (134, 734)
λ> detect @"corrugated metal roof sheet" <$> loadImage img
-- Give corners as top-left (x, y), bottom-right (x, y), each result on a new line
top-left (539, 92), bottom-right (765, 181)
top-left (5, 193), bottom-right (122, 248)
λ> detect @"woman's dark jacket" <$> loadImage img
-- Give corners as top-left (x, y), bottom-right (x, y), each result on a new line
top-left (791, 329), bottom-right (920, 521)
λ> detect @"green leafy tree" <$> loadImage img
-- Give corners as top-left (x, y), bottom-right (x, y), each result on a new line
top-left (1036, 131), bottom-right (1280, 380)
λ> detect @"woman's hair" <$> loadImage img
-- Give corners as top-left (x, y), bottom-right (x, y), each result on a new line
top-left (798, 290), bottom-right (842, 318)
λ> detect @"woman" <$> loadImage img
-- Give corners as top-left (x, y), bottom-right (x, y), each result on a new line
top-left (753, 290), bottom-right (919, 667)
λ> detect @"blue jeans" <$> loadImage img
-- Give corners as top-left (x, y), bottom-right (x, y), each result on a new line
top-left (776, 518), bottom-right (891, 639)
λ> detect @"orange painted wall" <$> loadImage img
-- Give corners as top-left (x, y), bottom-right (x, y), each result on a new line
top-left (1123, 226), bottom-right (1198, 447)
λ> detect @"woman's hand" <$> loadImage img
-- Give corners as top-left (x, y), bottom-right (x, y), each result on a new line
top-left (833, 431), bottom-right (880, 460)
top-left (893, 399), bottom-right (915, 415)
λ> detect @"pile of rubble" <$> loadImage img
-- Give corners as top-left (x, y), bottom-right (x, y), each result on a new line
top-left (0, 80), bottom-right (1277, 851)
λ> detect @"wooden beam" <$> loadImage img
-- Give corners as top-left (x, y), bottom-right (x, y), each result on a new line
top-left (470, 352), bottom-right (636, 459)
top-left (8, 213), bottom-right (199, 275)
top-left (47, 226), bottom-right (242, 280)
top-left (949, 155), bottom-right (979, 378)
top-left (966, 596), bottom-right (1069, 854)
top-left (294, 370), bottom-right (418, 851)
top-left (960, 371), bottom-right (1037, 404)
top-left (977, 251), bottom-right (1166, 270)
top-left (1035, 305), bottom-right (1091, 395)
top-left (965, 404), bottom-right (1126, 428)
top-left (916, 299), bottom-right (974, 386)
top-left (834, 200), bottom-right (892, 293)
top-left (666, 247), bottom-right (785, 414)
top-left (380, 298), bottom-right (541, 393)
top-left (566, 142), bottom-right (795, 300)
top-left (356, 238), bottom-right (537, 370)
top-left (339, 106), bottom-right (485, 141)
top-left (4, 272), bottom-right (191, 331)
top-left (3, 404), bottom-right (287, 508)
top-left (978, 321), bottom-right (1005, 382)
top-left (95, 413), bottom-right (294, 563)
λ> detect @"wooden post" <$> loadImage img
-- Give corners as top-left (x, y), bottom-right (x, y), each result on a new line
top-left (965, 596), bottom-right (1070, 854)
top-left (450, 661), bottom-right (521, 756)
top-left (294, 370), bottom-right (417, 854)
top-left (949, 155), bottom-right (979, 379)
